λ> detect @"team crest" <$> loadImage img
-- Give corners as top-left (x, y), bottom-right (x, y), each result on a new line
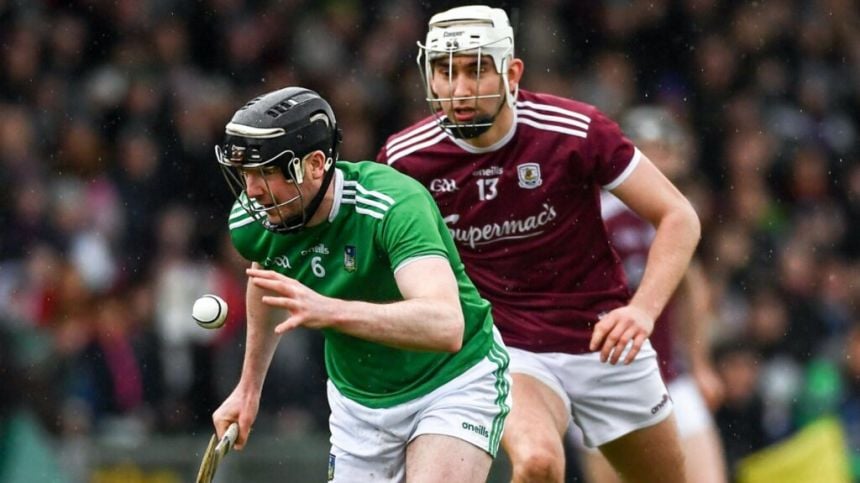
top-left (343, 245), bottom-right (357, 272)
top-left (517, 163), bottom-right (542, 189)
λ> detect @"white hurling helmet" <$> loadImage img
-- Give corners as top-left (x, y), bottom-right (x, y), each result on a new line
top-left (417, 5), bottom-right (516, 139)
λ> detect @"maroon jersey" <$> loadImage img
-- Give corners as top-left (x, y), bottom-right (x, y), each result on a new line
top-left (378, 89), bottom-right (640, 354)
top-left (601, 192), bottom-right (678, 382)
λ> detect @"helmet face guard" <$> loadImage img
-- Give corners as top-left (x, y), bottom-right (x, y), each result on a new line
top-left (216, 141), bottom-right (308, 234)
top-left (215, 88), bottom-right (340, 234)
top-left (417, 6), bottom-right (517, 139)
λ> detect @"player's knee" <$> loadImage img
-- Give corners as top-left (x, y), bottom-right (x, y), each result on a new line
top-left (509, 443), bottom-right (564, 483)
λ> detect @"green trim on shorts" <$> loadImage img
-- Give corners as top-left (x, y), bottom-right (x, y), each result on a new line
top-left (486, 341), bottom-right (511, 456)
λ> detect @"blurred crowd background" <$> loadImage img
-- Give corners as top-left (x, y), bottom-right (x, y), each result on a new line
top-left (1, 0), bottom-right (859, 481)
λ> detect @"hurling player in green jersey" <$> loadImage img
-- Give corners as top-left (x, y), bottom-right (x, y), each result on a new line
top-left (210, 86), bottom-right (510, 483)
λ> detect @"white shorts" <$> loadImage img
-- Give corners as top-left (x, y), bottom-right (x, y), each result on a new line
top-left (326, 335), bottom-right (511, 482)
top-left (508, 340), bottom-right (672, 448)
top-left (568, 372), bottom-right (713, 451)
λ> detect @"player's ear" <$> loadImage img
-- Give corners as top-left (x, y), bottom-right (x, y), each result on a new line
top-left (306, 150), bottom-right (327, 179)
top-left (507, 58), bottom-right (524, 90)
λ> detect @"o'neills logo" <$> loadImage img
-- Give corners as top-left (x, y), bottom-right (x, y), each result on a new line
top-left (462, 421), bottom-right (489, 438)
top-left (445, 203), bottom-right (558, 248)
top-left (651, 393), bottom-right (670, 414)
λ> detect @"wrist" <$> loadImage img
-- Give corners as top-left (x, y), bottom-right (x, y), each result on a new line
top-left (235, 377), bottom-right (264, 398)
top-left (627, 298), bottom-right (662, 322)
top-left (324, 298), bottom-right (348, 330)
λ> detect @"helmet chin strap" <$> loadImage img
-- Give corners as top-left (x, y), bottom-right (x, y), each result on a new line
top-left (446, 114), bottom-right (494, 139)
top-left (266, 159), bottom-right (336, 234)
top-left (445, 95), bottom-right (506, 139)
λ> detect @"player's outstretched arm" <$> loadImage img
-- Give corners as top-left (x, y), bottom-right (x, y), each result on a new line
top-left (590, 155), bottom-right (701, 364)
top-left (248, 256), bottom-right (465, 352)
top-left (213, 261), bottom-right (282, 450)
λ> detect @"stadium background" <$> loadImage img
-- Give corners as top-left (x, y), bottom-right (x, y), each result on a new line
top-left (0, 0), bottom-right (858, 481)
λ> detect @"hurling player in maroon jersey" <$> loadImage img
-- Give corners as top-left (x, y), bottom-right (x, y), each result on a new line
top-left (378, 6), bottom-right (700, 483)
top-left (588, 106), bottom-right (727, 483)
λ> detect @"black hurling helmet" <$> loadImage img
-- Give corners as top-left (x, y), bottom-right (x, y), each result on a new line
top-left (215, 87), bottom-right (341, 234)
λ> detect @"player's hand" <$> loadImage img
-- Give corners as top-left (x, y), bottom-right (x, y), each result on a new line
top-left (247, 268), bottom-right (335, 333)
top-left (212, 388), bottom-right (259, 451)
top-left (589, 306), bottom-right (654, 365)
top-left (691, 362), bottom-right (725, 411)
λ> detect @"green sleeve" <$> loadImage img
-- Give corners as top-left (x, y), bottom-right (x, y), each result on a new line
top-left (378, 186), bottom-right (449, 270)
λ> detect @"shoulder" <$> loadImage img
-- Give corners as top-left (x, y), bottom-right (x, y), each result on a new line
top-left (339, 159), bottom-right (416, 186)
top-left (378, 115), bottom-right (449, 166)
top-left (337, 162), bottom-right (442, 250)
top-left (227, 197), bottom-right (261, 233)
top-left (516, 89), bottom-right (617, 139)
top-left (516, 91), bottom-right (635, 185)
top-left (517, 89), bottom-right (602, 122)
top-left (338, 161), bottom-right (432, 207)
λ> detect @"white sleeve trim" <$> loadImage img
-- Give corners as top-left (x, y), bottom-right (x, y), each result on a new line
top-left (602, 147), bottom-right (642, 191)
top-left (393, 254), bottom-right (448, 274)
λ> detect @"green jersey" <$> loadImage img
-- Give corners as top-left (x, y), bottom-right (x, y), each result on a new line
top-left (229, 161), bottom-right (497, 408)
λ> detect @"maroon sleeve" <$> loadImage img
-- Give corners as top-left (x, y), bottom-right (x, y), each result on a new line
top-left (585, 109), bottom-right (637, 186)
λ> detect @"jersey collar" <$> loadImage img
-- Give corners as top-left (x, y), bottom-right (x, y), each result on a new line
top-left (328, 167), bottom-right (345, 221)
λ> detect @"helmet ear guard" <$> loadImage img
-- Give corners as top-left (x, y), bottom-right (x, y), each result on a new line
top-left (215, 87), bottom-right (341, 234)
top-left (288, 155), bottom-right (304, 184)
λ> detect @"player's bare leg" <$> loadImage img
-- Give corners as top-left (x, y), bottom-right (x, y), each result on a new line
top-left (405, 434), bottom-right (492, 483)
top-left (502, 374), bottom-right (569, 483)
top-left (597, 414), bottom-right (686, 483)
top-left (679, 427), bottom-right (726, 483)
top-left (582, 448), bottom-right (618, 483)
top-left (584, 423), bottom-right (722, 483)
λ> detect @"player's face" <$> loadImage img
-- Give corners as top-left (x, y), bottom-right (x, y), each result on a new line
top-left (242, 164), bottom-right (306, 224)
top-left (430, 55), bottom-right (505, 124)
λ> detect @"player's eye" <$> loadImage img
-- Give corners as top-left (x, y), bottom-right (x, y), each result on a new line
top-left (241, 166), bottom-right (280, 178)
